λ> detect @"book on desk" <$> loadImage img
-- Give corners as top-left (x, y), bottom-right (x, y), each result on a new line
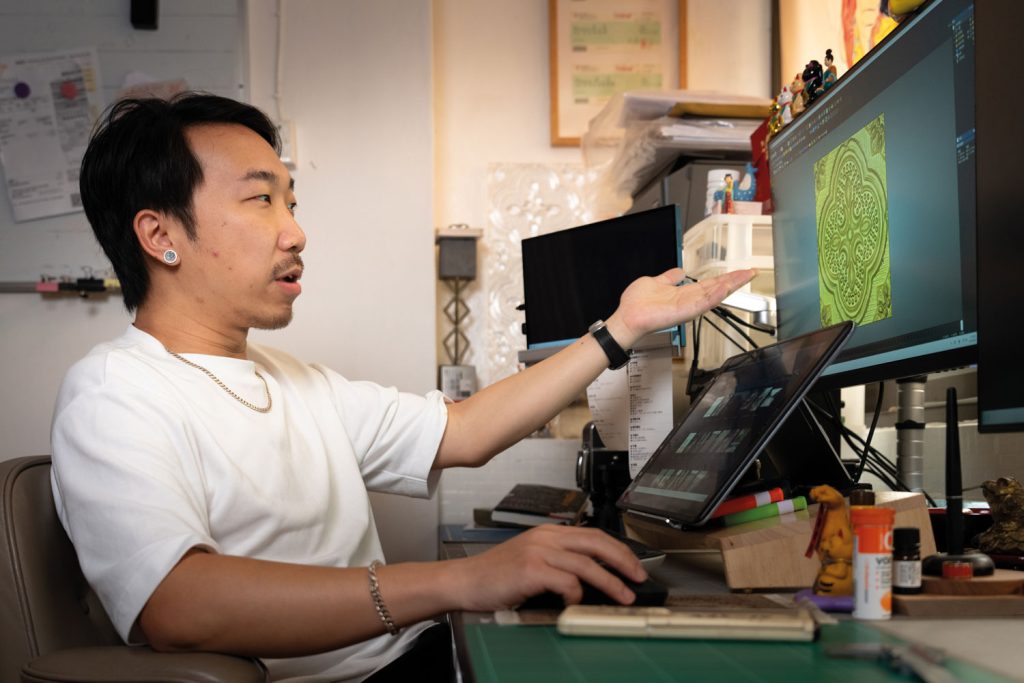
top-left (489, 484), bottom-right (589, 527)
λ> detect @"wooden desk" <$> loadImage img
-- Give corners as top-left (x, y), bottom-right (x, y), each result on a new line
top-left (442, 538), bottom-right (1021, 682)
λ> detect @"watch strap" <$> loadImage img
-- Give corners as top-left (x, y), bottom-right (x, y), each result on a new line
top-left (589, 320), bottom-right (630, 370)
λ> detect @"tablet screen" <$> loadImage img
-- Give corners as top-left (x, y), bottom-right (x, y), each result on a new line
top-left (617, 321), bottom-right (855, 528)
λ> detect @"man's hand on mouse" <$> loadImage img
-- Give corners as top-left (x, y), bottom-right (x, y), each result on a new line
top-left (447, 525), bottom-right (647, 612)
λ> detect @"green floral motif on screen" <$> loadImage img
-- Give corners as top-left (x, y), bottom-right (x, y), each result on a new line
top-left (814, 113), bottom-right (892, 328)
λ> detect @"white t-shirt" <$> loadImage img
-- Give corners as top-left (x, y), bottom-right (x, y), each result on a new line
top-left (50, 325), bottom-right (448, 682)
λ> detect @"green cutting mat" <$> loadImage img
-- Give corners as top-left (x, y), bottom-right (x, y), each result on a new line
top-left (463, 620), bottom-right (1009, 683)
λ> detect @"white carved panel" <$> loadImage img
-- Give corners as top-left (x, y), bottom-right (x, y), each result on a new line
top-left (475, 163), bottom-right (593, 388)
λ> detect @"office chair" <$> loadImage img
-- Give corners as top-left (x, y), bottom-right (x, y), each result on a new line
top-left (1, 455), bottom-right (267, 683)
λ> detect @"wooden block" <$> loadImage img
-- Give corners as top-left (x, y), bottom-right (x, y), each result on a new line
top-left (875, 491), bottom-right (938, 557)
top-left (922, 568), bottom-right (1024, 596)
top-left (893, 594), bottom-right (1024, 617)
top-left (624, 492), bottom-right (935, 591)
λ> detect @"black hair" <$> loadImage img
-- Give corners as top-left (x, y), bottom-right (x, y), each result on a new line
top-left (79, 92), bottom-right (280, 311)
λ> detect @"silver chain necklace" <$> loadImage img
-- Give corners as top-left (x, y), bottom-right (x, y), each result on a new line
top-left (168, 351), bottom-right (272, 413)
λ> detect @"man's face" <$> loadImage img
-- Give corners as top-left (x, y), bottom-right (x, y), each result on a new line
top-left (177, 123), bottom-right (305, 332)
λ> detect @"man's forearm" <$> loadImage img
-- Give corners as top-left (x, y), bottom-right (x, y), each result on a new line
top-left (140, 551), bottom-right (462, 657)
top-left (434, 268), bottom-right (756, 469)
top-left (436, 318), bottom-right (617, 468)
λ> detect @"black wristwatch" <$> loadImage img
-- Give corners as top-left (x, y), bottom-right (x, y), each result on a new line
top-left (588, 320), bottom-right (630, 370)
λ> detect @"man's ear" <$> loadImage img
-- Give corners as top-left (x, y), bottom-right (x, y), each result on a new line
top-left (134, 209), bottom-right (179, 265)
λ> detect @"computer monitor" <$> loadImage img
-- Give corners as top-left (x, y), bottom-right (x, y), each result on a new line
top-left (521, 205), bottom-right (682, 350)
top-left (976, 3), bottom-right (1024, 432)
top-left (768, 0), bottom-right (978, 389)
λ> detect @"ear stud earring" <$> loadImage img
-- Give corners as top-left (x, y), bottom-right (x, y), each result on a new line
top-left (162, 249), bottom-right (178, 265)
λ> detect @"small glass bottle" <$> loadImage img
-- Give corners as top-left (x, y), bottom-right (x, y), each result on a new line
top-left (892, 527), bottom-right (922, 594)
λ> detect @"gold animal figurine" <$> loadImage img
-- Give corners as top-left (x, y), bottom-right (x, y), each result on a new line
top-left (805, 485), bottom-right (854, 596)
top-left (978, 476), bottom-right (1024, 555)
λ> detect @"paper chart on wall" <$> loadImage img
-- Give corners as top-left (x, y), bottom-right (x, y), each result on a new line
top-left (586, 345), bottom-right (674, 478)
top-left (0, 48), bottom-right (103, 222)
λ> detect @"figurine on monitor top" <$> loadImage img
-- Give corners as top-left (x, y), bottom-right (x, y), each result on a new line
top-left (789, 72), bottom-right (806, 117)
top-left (777, 85), bottom-right (794, 125)
top-left (802, 59), bottom-right (825, 103)
top-left (822, 49), bottom-right (838, 91)
top-left (764, 49), bottom-right (843, 143)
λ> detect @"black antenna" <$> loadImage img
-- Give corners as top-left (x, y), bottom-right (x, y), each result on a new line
top-left (921, 387), bottom-right (995, 576)
top-left (945, 387), bottom-right (964, 555)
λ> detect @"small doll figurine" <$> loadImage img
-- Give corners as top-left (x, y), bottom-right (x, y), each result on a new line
top-left (790, 73), bottom-right (806, 116)
top-left (822, 48), bottom-right (838, 91)
top-left (767, 98), bottom-right (783, 137)
top-left (777, 85), bottom-right (793, 125)
top-left (804, 485), bottom-right (854, 596)
top-left (733, 162), bottom-right (757, 202)
top-left (802, 59), bottom-right (824, 103)
top-left (722, 174), bottom-right (734, 214)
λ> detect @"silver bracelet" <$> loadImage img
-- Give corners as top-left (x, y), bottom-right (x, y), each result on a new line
top-left (367, 560), bottom-right (399, 636)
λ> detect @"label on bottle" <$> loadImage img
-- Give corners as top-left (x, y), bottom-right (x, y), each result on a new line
top-left (893, 559), bottom-right (922, 591)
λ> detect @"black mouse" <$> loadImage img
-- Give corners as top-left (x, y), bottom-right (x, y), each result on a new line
top-left (518, 568), bottom-right (668, 611)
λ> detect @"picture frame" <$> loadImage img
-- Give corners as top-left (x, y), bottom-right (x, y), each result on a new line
top-left (549, 0), bottom-right (687, 147)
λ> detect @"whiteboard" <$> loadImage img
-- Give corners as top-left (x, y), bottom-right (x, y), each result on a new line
top-left (0, 0), bottom-right (246, 282)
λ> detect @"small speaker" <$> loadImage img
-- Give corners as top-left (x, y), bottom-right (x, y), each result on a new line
top-left (436, 225), bottom-right (482, 281)
top-left (438, 238), bottom-right (477, 280)
top-left (131, 0), bottom-right (158, 30)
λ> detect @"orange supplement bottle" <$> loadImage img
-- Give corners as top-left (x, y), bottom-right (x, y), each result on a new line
top-left (851, 506), bottom-right (895, 620)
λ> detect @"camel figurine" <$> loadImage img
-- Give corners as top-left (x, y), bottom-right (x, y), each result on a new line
top-left (805, 484), bottom-right (854, 596)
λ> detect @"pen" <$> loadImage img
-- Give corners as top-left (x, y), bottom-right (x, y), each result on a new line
top-left (711, 487), bottom-right (785, 518)
top-left (722, 496), bottom-right (807, 527)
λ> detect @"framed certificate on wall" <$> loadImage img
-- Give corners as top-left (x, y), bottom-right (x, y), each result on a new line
top-left (549, 0), bottom-right (687, 146)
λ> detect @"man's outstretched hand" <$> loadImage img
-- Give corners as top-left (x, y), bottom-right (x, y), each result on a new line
top-left (607, 267), bottom-right (758, 349)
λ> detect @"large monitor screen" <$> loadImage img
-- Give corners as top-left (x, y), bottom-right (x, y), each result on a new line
top-left (521, 205), bottom-right (682, 349)
top-left (767, 0), bottom-right (977, 388)
top-left (976, 3), bottom-right (1024, 432)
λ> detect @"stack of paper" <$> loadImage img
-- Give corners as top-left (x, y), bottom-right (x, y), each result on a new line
top-left (582, 89), bottom-right (771, 217)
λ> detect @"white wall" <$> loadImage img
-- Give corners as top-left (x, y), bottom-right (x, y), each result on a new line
top-left (433, 0), bottom-right (580, 230)
top-left (246, 0), bottom-right (439, 563)
top-left (0, 296), bottom-right (130, 459)
top-left (687, 0), bottom-right (772, 97)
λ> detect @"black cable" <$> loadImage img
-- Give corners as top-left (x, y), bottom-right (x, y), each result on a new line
top-left (809, 391), bottom-right (937, 506)
top-left (710, 307), bottom-right (759, 349)
top-left (853, 382), bottom-right (884, 484)
top-left (693, 314), bottom-right (702, 359)
top-left (702, 315), bottom-right (746, 354)
top-left (711, 304), bottom-right (776, 336)
top-left (686, 316), bottom-right (705, 398)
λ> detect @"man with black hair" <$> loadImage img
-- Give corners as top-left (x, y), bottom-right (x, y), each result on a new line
top-left (51, 92), bottom-right (755, 681)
